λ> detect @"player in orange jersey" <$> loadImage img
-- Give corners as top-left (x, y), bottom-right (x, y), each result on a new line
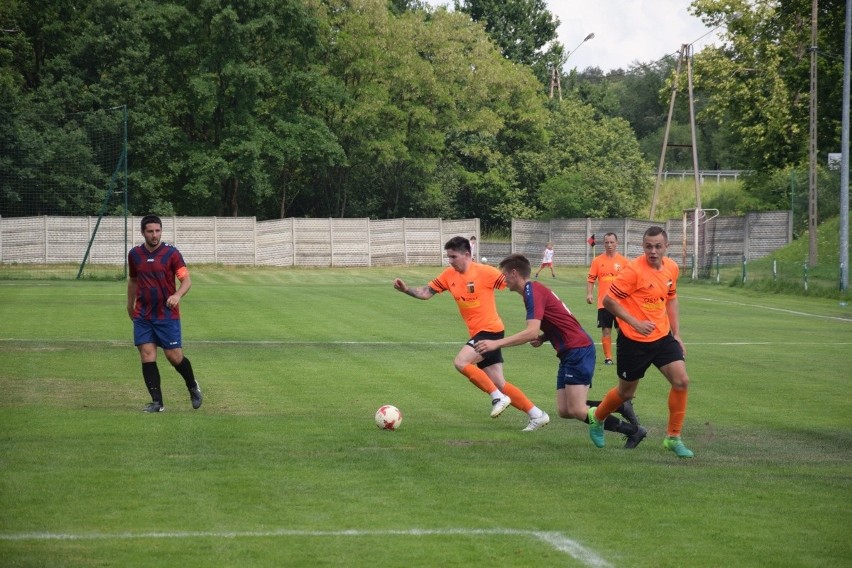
top-left (586, 226), bottom-right (694, 458)
top-left (474, 254), bottom-right (646, 449)
top-left (586, 232), bottom-right (629, 365)
top-left (393, 236), bottom-right (550, 431)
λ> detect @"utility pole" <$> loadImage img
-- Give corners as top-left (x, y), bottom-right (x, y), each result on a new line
top-left (549, 66), bottom-right (562, 100)
top-left (841, 0), bottom-right (851, 292)
top-left (651, 44), bottom-right (706, 279)
top-left (650, 45), bottom-right (687, 220)
top-left (808, 0), bottom-right (819, 266)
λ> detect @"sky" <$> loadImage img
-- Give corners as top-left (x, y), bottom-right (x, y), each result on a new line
top-left (423, 0), bottom-right (719, 73)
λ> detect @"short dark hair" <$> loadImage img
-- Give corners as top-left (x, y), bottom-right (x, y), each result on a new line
top-left (604, 232), bottom-right (618, 241)
top-left (140, 215), bottom-right (162, 232)
top-left (499, 254), bottom-right (531, 278)
top-left (644, 226), bottom-right (668, 242)
top-left (444, 236), bottom-right (471, 254)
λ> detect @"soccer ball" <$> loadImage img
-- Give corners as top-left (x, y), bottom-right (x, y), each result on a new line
top-left (481, 257), bottom-right (488, 263)
top-left (375, 405), bottom-right (403, 430)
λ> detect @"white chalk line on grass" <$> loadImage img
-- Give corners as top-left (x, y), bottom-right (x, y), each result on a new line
top-left (0, 528), bottom-right (613, 567)
top-left (682, 295), bottom-right (852, 323)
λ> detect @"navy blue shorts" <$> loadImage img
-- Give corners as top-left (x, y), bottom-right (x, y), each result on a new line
top-left (468, 331), bottom-right (505, 369)
top-left (134, 318), bottom-right (182, 350)
top-left (616, 332), bottom-right (684, 382)
top-left (556, 344), bottom-right (596, 388)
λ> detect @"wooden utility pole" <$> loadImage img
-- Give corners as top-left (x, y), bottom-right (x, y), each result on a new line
top-left (652, 44), bottom-right (707, 279)
top-left (650, 45), bottom-right (687, 220)
top-left (549, 66), bottom-right (562, 100)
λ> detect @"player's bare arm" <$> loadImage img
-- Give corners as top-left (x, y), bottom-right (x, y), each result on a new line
top-left (475, 319), bottom-right (542, 354)
top-left (167, 271), bottom-right (191, 309)
top-left (603, 294), bottom-right (655, 336)
top-left (126, 277), bottom-right (138, 318)
top-left (393, 278), bottom-right (436, 300)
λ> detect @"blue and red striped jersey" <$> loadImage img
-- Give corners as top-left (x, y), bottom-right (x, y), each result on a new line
top-left (128, 243), bottom-right (186, 320)
top-left (523, 281), bottom-right (593, 356)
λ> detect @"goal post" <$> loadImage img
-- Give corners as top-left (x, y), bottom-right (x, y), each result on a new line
top-left (682, 207), bottom-right (719, 279)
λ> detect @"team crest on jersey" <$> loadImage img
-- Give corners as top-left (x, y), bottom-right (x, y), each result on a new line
top-left (466, 282), bottom-right (475, 293)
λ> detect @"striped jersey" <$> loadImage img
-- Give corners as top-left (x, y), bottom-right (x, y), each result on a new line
top-left (523, 281), bottom-right (593, 356)
top-left (128, 243), bottom-right (187, 320)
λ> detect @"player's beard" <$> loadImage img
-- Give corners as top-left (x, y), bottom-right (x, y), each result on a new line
top-left (145, 236), bottom-right (160, 249)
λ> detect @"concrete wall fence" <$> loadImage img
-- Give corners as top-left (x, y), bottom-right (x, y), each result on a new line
top-left (0, 211), bottom-right (791, 268)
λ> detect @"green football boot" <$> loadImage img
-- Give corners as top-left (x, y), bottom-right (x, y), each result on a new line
top-left (663, 436), bottom-right (694, 458)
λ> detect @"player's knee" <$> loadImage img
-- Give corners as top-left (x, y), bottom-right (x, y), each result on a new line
top-left (567, 408), bottom-right (587, 420)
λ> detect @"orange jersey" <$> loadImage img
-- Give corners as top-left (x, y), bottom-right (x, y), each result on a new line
top-left (587, 252), bottom-right (629, 308)
top-left (607, 255), bottom-right (678, 342)
top-left (429, 263), bottom-right (506, 336)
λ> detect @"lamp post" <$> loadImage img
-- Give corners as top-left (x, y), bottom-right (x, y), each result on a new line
top-left (551, 33), bottom-right (594, 100)
top-left (567, 32), bottom-right (595, 64)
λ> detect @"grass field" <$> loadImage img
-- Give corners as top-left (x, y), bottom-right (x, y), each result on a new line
top-left (1, 266), bottom-right (850, 567)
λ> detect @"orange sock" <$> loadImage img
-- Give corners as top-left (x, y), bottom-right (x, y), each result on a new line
top-left (461, 364), bottom-right (498, 394)
top-left (667, 388), bottom-right (688, 437)
top-left (602, 336), bottom-right (612, 360)
top-left (594, 388), bottom-right (624, 422)
top-left (500, 381), bottom-right (534, 413)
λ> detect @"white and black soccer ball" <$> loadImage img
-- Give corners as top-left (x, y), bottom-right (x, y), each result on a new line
top-left (375, 405), bottom-right (403, 430)
top-left (481, 257), bottom-right (488, 263)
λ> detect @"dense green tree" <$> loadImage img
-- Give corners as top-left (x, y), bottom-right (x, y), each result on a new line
top-left (690, 0), bottom-right (846, 172)
top-left (536, 98), bottom-right (652, 218)
top-left (455, 0), bottom-right (564, 91)
top-left (1, 0), bottom-right (657, 229)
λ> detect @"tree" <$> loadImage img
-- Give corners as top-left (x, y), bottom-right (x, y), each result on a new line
top-left (455, 0), bottom-right (563, 90)
top-left (2, 0), bottom-right (655, 228)
top-left (536, 99), bottom-right (652, 218)
top-left (690, 0), bottom-right (846, 173)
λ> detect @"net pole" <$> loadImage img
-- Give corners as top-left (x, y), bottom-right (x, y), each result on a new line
top-left (123, 105), bottom-right (128, 279)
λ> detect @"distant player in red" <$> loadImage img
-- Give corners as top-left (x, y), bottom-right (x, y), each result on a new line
top-left (475, 254), bottom-right (646, 448)
top-left (393, 236), bottom-right (549, 431)
top-left (127, 215), bottom-right (202, 412)
top-left (586, 232), bottom-right (629, 365)
top-left (587, 226), bottom-right (694, 458)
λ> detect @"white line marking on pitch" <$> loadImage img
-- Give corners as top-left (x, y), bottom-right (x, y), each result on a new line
top-left (683, 295), bottom-right (852, 323)
top-left (0, 528), bottom-right (613, 567)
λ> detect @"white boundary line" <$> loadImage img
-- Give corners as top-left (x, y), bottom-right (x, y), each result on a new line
top-left (682, 295), bottom-right (852, 323)
top-left (0, 528), bottom-right (613, 567)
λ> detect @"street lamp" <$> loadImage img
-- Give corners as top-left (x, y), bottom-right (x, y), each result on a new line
top-left (567, 33), bottom-right (595, 62)
top-left (551, 33), bottom-right (595, 100)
